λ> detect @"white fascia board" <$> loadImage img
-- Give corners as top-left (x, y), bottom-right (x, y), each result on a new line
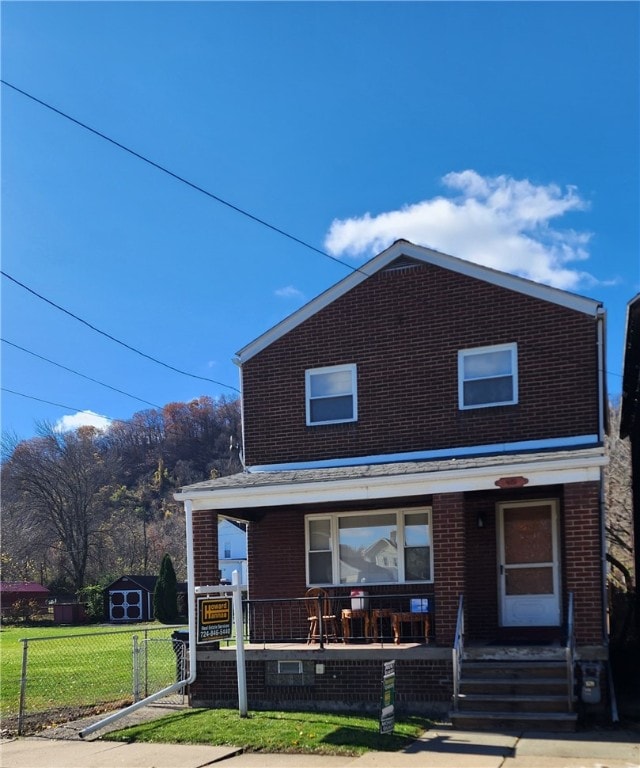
top-left (235, 241), bottom-right (602, 364)
top-left (178, 453), bottom-right (607, 512)
top-left (398, 242), bottom-right (602, 316)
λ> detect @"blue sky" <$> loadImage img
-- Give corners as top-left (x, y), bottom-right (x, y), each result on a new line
top-left (2, 1), bottom-right (639, 441)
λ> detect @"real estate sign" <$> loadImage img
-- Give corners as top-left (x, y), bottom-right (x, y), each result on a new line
top-left (380, 659), bottom-right (396, 734)
top-left (197, 596), bottom-right (232, 643)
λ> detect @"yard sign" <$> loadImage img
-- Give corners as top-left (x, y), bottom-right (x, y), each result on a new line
top-left (380, 659), bottom-right (396, 734)
top-left (197, 596), bottom-right (232, 643)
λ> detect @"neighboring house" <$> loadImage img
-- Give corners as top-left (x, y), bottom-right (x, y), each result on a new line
top-left (620, 293), bottom-right (640, 636)
top-left (218, 518), bottom-right (248, 585)
top-left (104, 575), bottom-right (187, 622)
top-left (0, 582), bottom-right (50, 614)
top-left (176, 240), bottom-right (609, 728)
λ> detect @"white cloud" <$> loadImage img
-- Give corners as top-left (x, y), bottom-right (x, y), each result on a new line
top-left (324, 170), bottom-right (597, 290)
top-left (55, 410), bottom-right (111, 433)
top-left (275, 285), bottom-right (304, 300)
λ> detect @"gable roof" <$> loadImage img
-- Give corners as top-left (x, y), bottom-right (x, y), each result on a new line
top-left (236, 240), bottom-right (603, 364)
top-left (104, 575), bottom-right (158, 592)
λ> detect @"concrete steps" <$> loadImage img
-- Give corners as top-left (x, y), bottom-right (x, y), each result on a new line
top-left (450, 650), bottom-right (577, 732)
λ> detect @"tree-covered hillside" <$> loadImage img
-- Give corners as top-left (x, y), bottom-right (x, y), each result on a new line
top-left (1, 396), bottom-right (241, 591)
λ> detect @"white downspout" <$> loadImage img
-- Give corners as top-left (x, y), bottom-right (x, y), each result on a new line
top-left (80, 500), bottom-right (197, 738)
top-left (233, 357), bottom-right (246, 470)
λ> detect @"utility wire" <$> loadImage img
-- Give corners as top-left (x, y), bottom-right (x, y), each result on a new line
top-left (1, 79), bottom-right (367, 276)
top-left (1, 270), bottom-right (240, 393)
top-left (1, 386), bottom-right (122, 424)
top-left (2, 338), bottom-right (163, 409)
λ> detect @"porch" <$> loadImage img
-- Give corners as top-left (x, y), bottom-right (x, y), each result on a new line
top-left (187, 591), bottom-right (607, 729)
top-left (238, 592), bottom-right (433, 648)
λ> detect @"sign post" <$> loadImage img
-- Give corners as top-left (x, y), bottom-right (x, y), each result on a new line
top-left (194, 571), bottom-right (247, 717)
top-left (380, 660), bottom-right (396, 734)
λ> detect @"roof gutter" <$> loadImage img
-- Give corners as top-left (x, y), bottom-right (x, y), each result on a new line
top-left (80, 501), bottom-right (197, 738)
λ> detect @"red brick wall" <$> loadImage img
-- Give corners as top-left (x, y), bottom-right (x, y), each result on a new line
top-left (432, 493), bottom-right (465, 646)
top-left (464, 493), bottom-right (499, 640)
top-left (242, 260), bottom-right (599, 466)
top-left (190, 655), bottom-right (452, 713)
top-left (192, 510), bottom-right (220, 587)
top-left (562, 481), bottom-right (604, 644)
top-left (247, 509), bottom-right (307, 599)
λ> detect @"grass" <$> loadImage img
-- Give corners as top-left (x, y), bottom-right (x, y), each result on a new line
top-left (104, 707), bottom-right (432, 756)
top-left (0, 622), bottom-right (184, 718)
top-left (2, 623), bottom-right (433, 753)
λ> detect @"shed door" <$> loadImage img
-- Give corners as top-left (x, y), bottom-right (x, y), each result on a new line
top-left (498, 500), bottom-right (561, 627)
top-left (109, 589), bottom-right (143, 621)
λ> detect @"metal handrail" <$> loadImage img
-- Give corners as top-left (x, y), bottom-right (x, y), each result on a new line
top-left (565, 591), bottom-right (576, 711)
top-left (452, 594), bottom-right (464, 711)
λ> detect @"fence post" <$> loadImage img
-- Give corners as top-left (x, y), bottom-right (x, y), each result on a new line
top-left (18, 639), bottom-right (28, 736)
top-left (132, 635), bottom-right (140, 702)
top-left (144, 629), bottom-right (149, 698)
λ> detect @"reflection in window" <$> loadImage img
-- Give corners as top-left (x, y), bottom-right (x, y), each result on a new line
top-left (306, 509), bottom-right (432, 586)
top-left (404, 512), bottom-right (430, 581)
top-left (339, 514), bottom-right (397, 584)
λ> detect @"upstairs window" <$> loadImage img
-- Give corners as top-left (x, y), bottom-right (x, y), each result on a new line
top-left (459, 343), bottom-right (518, 409)
top-left (306, 364), bottom-right (357, 425)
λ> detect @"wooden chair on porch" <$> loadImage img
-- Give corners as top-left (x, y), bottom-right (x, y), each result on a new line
top-left (305, 587), bottom-right (340, 644)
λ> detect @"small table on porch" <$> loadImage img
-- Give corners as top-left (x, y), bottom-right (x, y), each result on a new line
top-left (370, 608), bottom-right (393, 642)
top-left (391, 611), bottom-right (430, 645)
top-left (341, 609), bottom-right (371, 642)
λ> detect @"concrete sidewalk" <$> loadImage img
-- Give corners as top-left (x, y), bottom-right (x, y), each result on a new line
top-left (2, 726), bottom-right (639, 768)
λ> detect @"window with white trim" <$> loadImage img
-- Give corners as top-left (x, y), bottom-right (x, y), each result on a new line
top-left (305, 364), bottom-right (357, 425)
top-left (458, 343), bottom-right (518, 409)
top-left (306, 508), bottom-right (432, 586)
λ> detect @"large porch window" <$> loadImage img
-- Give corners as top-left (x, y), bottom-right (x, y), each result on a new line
top-left (306, 508), bottom-right (432, 586)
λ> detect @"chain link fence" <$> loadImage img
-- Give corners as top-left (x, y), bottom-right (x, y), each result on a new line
top-left (13, 625), bottom-right (187, 736)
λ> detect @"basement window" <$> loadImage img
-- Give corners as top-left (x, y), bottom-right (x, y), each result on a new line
top-left (278, 660), bottom-right (303, 675)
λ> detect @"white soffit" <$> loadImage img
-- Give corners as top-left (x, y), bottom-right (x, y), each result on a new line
top-left (235, 240), bottom-right (603, 364)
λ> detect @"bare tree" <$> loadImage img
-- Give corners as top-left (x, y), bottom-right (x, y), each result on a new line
top-left (2, 425), bottom-right (117, 591)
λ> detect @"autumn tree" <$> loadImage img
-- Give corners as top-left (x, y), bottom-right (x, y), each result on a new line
top-left (2, 396), bottom-right (240, 592)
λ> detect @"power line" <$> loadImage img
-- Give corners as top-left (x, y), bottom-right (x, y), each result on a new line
top-left (1, 387), bottom-right (122, 424)
top-left (2, 338), bottom-right (163, 409)
top-left (0, 271), bottom-right (240, 393)
top-left (1, 79), bottom-right (367, 276)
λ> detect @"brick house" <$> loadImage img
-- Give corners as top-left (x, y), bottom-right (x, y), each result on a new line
top-left (176, 240), bottom-right (609, 728)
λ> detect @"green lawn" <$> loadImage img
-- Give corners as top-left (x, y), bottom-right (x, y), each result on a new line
top-left (104, 707), bottom-right (432, 756)
top-left (2, 625), bottom-right (433, 753)
top-left (0, 623), bottom-right (184, 718)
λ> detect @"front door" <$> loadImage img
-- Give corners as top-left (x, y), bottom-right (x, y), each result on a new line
top-left (498, 500), bottom-right (561, 627)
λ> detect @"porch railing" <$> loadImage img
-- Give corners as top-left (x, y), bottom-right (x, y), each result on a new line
top-left (224, 593), bottom-right (434, 648)
top-left (565, 591), bottom-right (575, 712)
top-left (452, 594), bottom-right (464, 711)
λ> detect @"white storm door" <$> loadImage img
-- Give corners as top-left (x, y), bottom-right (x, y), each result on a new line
top-left (498, 500), bottom-right (561, 627)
